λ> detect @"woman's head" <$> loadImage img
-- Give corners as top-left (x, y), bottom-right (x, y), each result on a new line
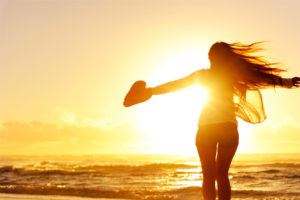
top-left (208, 41), bottom-right (285, 89)
top-left (208, 42), bottom-right (233, 67)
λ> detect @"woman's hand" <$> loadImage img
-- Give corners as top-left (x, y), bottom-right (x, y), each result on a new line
top-left (123, 81), bottom-right (152, 107)
top-left (292, 77), bottom-right (300, 87)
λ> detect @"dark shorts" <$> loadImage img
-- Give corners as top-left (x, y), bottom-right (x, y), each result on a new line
top-left (196, 122), bottom-right (239, 148)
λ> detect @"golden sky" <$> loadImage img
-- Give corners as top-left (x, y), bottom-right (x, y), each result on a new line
top-left (0, 0), bottom-right (299, 155)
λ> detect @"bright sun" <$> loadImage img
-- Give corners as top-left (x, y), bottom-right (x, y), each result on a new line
top-left (137, 86), bottom-right (208, 155)
top-left (136, 50), bottom-right (209, 155)
top-left (136, 50), bottom-right (252, 155)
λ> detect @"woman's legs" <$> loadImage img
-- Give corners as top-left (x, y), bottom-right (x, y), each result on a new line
top-left (215, 145), bottom-right (238, 200)
top-left (196, 122), bottom-right (238, 200)
top-left (197, 145), bottom-right (237, 200)
top-left (197, 146), bottom-right (217, 200)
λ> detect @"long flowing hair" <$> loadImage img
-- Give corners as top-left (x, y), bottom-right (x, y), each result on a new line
top-left (208, 41), bottom-right (285, 95)
top-left (208, 41), bottom-right (286, 123)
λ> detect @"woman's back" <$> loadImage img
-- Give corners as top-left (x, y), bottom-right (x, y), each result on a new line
top-left (199, 71), bottom-right (237, 126)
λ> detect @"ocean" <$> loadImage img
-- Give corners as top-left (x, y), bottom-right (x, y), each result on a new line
top-left (0, 154), bottom-right (299, 200)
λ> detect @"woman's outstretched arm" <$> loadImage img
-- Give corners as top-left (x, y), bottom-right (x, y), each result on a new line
top-left (148, 69), bottom-right (208, 95)
top-left (257, 73), bottom-right (300, 88)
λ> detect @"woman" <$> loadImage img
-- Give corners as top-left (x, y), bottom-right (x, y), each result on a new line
top-left (124, 41), bottom-right (300, 200)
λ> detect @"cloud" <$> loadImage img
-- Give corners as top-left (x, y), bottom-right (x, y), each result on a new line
top-left (1, 109), bottom-right (299, 155)
top-left (54, 108), bottom-right (115, 128)
top-left (248, 124), bottom-right (300, 153)
top-left (0, 120), bottom-right (150, 155)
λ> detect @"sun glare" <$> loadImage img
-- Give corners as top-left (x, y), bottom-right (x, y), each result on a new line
top-left (137, 50), bottom-right (209, 155)
top-left (236, 120), bottom-right (254, 153)
top-left (137, 86), bottom-right (208, 155)
top-left (149, 49), bottom-right (210, 85)
top-left (136, 50), bottom-right (255, 155)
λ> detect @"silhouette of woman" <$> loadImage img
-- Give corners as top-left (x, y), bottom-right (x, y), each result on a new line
top-left (124, 41), bottom-right (300, 200)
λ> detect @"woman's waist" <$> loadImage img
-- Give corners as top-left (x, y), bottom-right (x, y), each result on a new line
top-left (202, 101), bottom-right (235, 113)
top-left (198, 118), bottom-right (238, 127)
top-left (198, 106), bottom-right (237, 126)
top-left (198, 121), bottom-right (238, 130)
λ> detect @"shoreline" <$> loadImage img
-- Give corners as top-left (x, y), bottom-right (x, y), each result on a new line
top-left (0, 193), bottom-right (129, 200)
